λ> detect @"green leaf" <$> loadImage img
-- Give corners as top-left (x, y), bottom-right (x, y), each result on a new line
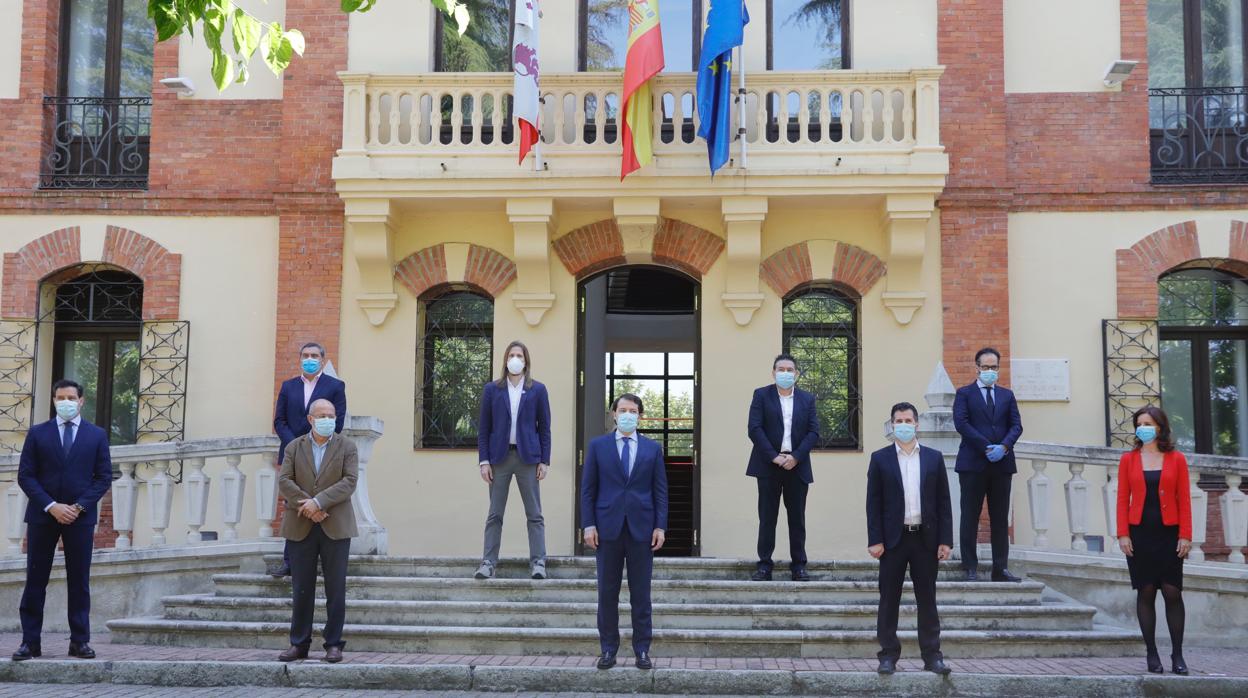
top-left (284, 29), bottom-right (304, 57)
top-left (259, 22), bottom-right (293, 77)
top-left (231, 8), bottom-right (261, 59)
top-left (203, 2), bottom-right (228, 51)
top-left (211, 44), bottom-right (234, 91)
top-left (149, 0), bottom-right (183, 41)
top-left (341, 0), bottom-right (364, 11)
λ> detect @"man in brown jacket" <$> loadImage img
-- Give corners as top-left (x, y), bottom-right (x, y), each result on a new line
top-left (277, 398), bottom-right (358, 663)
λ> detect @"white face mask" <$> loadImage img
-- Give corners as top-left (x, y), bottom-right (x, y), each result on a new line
top-left (507, 356), bottom-right (526, 375)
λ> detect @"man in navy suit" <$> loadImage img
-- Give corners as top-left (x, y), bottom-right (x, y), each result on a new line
top-left (13, 379), bottom-right (112, 661)
top-left (580, 393), bottom-right (668, 671)
top-left (953, 347), bottom-right (1023, 582)
top-left (746, 354), bottom-right (820, 581)
top-left (270, 342), bottom-right (347, 577)
top-left (866, 402), bottom-right (953, 676)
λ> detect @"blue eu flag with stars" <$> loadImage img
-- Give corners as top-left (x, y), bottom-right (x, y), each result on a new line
top-left (697, 0), bottom-right (749, 175)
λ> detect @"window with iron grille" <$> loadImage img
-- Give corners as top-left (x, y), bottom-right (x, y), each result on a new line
top-left (417, 288), bottom-right (494, 449)
top-left (782, 284), bottom-right (860, 450)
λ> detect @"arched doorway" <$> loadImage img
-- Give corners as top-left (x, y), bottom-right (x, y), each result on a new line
top-left (575, 265), bottom-right (700, 556)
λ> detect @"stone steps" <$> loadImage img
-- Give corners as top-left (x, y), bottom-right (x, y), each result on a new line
top-left (157, 594), bottom-right (1097, 631)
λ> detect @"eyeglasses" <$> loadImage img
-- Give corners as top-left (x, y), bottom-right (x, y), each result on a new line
top-left (976, 364), bottom-right (999, 370)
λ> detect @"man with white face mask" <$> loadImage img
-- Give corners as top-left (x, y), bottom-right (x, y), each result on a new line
top-left (13, 379), bottom-right (112, 662)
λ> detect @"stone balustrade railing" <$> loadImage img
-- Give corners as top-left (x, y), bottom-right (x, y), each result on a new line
top-left (1014, 441), bottom-right (1248, 564)
top-left (0, 416), bottom-right (387, 557)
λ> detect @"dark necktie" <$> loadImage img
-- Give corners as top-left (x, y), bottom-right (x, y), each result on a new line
top-left (985, 387), bottom-right (995, 416)
top-left (621, 437), bottom-right (631, 478)
top-left (62, 421), bottom-right (74, 457)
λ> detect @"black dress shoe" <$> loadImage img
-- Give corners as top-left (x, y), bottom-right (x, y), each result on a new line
top-left (877, 656), bottom-right (897, 675)
top-left (924, 657), bottom-right (952, 675)
top-left (635, 651), bottom-right (652, 670)
top-left (1171, 652), bottom-right (1189, 675)
top-left (68, 642), bottom-right (95, 659)
top-left (991, 569), bottom-right (1022, 583)
top-left (791, 568), bottom-right (810, 582)
top-left (11, 643), bottom-right (40, 661)
top-left (1146, 650), bottom-right (1164, 674)
top-left (597, 650), bottom-right (617, 670)
top-left (750, 569), bottom-right (773, 581)
top-left (965, 568), bottom-right (979, 582)
top-left (270, 563), bottom-right (291, 578)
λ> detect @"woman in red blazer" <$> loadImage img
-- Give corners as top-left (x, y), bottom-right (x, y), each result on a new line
top-left (1116, 405), bottom-right (1192, 676)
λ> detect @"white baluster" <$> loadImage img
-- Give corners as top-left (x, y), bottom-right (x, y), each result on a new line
top-left (220, 454), bottom-right (247, 542)
top-left (1103, 469), bottom-right (1119, 555)
top-left (256, 457), bottom-right (279, 538)
top-left (450, 92), bottom-right (464, 146)
top-left (817, 88), bottom-right (831, 143)
top-left (594, 90), bottom-right (607, 144)
top-left (902, 85), bottom-right (916, 143)
top-left (367, 87), bottom-right (382, 146)
top-left (797, 89), bottom-right (812, 144)
top-left (183, 456), bottom-right (210, 544)
top-left (1065, 462), bottom-right (1089, 551)
top-left (862, 90), bottom-right (877, 144)
top-left (1027, 459), bottom-right (1050, 549)
top-left (573, 92), bottom-right (588, 146)
top-left (1189, 468), bottom-right (1207, 561)
top-left (147, 459), bottom-right (175, 546)
top-left (112, 462), bottom-right (138, 550)
top-left (470, 90), bottom-right (484, 145)
top-left (1220, 474), bottom-right (1247, 564)
top-left (880, 89), bottom-right (896, 144)
top-left (386, 90), bottom-right (401, 145)
top-left (5, 482), bottom-right (27, 555)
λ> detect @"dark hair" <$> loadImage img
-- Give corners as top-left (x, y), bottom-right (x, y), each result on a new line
top-left (890, 401), bottom-right (919, 422)
top-left (974, 347), bottom-right (1001, 365)
top-left (611, 393), bottom-right (644, 416)
top-left (1131, 405), bottom-right (1175, 452)
top-left (496, 340), bottom-right (533, 388)
top-left (773, 353), bottom-right (798, 371)
top-left (300, 342), bottom-right (326, 358)
top-left (52, 379), bottom-right (83, 398)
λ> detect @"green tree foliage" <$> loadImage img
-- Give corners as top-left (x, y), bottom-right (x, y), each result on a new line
top-left (439, 0), bottom-right (511, 72)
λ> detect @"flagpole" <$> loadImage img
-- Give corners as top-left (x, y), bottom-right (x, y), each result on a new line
top-left (737, 43), bottom-right (747, 169)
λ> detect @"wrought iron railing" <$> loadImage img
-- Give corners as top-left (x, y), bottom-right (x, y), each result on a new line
top-left (41, 95), bottom-right (151, 190)
top-left (1150, 86), bottom-right (1248, 185)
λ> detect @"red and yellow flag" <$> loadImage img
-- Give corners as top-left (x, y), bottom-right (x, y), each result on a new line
top-left (621, 0), bottom-right (664, 179)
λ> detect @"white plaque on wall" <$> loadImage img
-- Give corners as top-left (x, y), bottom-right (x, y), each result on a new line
top-left (1011, 359), bottom-right (1071, 402)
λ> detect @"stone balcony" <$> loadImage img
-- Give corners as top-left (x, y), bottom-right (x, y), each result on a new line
top-left (332, 69), bottom-right (948, 199)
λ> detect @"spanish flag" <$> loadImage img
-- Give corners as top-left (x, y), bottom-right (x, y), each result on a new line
top-left (621, 0), bottom-right (664, 179)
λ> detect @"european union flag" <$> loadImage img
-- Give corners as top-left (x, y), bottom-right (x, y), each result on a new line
top-left (696, 0), bottom-right (749, 175)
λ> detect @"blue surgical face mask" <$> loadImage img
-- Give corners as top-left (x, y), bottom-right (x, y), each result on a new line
top-left (775, 371), bottom-right (797, 390)
top-left (302, 357), bottom-right (321, 374)
top-left (616, 412), bottom-right (639, 434)
top-left (313, 417), bottom-right (336, 437)
top-left (893, 423), bottom-right (917, 443)
top-left (979, 369), bottom-right (999, 386)
top-left (55, 399), bottom-right (80, 420)
top-left (1135, 425), bottom-right (1158, 444)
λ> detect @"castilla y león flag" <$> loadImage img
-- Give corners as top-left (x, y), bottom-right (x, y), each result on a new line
top-left (513, 0), bottom-right (541, 164)
top-left (621, 0), bottom-right (664, 179)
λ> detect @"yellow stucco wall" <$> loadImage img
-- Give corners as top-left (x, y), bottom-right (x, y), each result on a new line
top-left (1004, 0), bottom-right (1122, 94)
top-left (851, 0), bottom-right (938, 71)
top-left (0, 0), bottom-right (21, 99)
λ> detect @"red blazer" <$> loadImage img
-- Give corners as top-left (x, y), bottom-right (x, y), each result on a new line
top-left (1116, 449), bottom-right (1193, 540)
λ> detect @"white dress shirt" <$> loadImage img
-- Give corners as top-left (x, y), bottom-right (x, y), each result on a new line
top-left (896, 442), bottom-right (922, 526)
top-left (302, 372), bottom-right (321, 408)
top-left (309, 434), bottom-right (333, 509)
top-left (507, 378), bottom-right (524, 445)
top-left (46, 413), bottom-right (83, 512)
top-left (778, 389), bottom-right (794, 453)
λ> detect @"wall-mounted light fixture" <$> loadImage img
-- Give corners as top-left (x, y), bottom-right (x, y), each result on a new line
top-left (159, 76), bottom-right (196, 97)
top-left (1103, 60), bottom-right (1139, 88)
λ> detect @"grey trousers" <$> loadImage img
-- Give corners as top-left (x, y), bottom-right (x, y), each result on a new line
top-left (482, 447), bottom-right (546, 567)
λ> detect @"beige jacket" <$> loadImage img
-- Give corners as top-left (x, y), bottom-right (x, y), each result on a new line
top-left (278, 433), bottom-right (359, 541)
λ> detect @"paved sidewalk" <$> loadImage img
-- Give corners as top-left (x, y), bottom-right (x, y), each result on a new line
top-left (0, 686), bottom-right (653, 698)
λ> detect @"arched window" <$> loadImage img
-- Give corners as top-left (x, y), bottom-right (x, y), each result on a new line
top-left (1158, 267), bottom-right (1248, 455)
top-left (417, 287), bottom-right (494, 449)
top-left (782, 284), bottom-right (860, 450)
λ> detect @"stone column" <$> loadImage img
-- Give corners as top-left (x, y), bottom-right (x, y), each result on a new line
top-left (916, 362), bottom-right (962, 558)
top-left (345, 415), bottom-right (389, 555)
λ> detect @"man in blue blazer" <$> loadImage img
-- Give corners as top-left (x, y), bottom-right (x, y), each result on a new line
top-left (271, 342), bottom-right (347, 577)
top-left (746, 354), bottom-right (820, 581)
top-left (953, 347), bottom-right (1023, 582)
top-left (13, 379), bottom-right (112, 661)
top-left (866, 402), bottom-right (952, 676)
top-left (580, 393), bottom-right (668, 671)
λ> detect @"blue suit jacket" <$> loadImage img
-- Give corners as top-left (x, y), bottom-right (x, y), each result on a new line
top-left (952, 382), bottom-right (1023, 475)
top-left (580, 432), bottom-right (669, 543)
top-left (476, 379), bottom-right (552, 466)
top-left (18, 418), bottom-right (112, 527)
top-left (865, 444), bottom-right (953, 552)
top-left (746, 385), bottom-right (820, 484)
top-left (274, 374), bottom-right (347, 462)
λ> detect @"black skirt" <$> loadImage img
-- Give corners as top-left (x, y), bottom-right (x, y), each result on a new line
top-left (1126, 470), bottom-right (1184, 590)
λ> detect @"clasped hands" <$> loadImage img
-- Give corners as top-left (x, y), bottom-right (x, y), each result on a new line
top-left (772, 453), bottom-right (797, 470)
top-left (297, 498), bottom-right (329, 523)
top-left (867, 543), bottom-right (951, 561)
top-left (985, 444), bottom-right (1007, 463)
top-left (583, 527), bottom-right (666, 552)
top-left (48, 502), bottom-right (80, 525)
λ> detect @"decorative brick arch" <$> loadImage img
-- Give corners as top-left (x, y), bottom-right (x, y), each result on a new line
top-left (553, 220), bottom-right (626, 278)
top-left (554, 217), bottom-right (724, 279)
top-left (395, 243), bottom-right (516, 299)
top-left (1115, 221), bottom-right (1202, 317)
top-left (102, 226), bottom-right (182, 320)
top-left (652, 218), bottom-right (725, 277)
top-left (760, 241), bottom-right (887, 297)
top-left (1, 227), bottom-right (82, 318)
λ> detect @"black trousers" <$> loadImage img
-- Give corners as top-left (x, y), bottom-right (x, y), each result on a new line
top-left (595, 524), bottom-right (654, 655)
top-left (288, 524), bottom-right (351, 650)
top-left (876, 530), bottom-right (942, 662)
top-left (20, 521), bottom-right (95, 646)
top-left (959, 469), bottom-right (1013, 574)
top-left (756, 469), bottom-right (808, 571)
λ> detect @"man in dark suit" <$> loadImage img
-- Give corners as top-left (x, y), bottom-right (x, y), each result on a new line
top-left (580, 393), bottom-right (668, 671)
top-left (271, 341), bottom-right (347, 577)
top-left (277, 398), bottom-right (358, 664)
top-left (866, 401), bottom-right (953, 676)
top-left (13, 379), bottom-right (112, 661)
top-left (953, 347), bottom-right (1023, 582)
top-left (746, 354), bottom-right (819, 581)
